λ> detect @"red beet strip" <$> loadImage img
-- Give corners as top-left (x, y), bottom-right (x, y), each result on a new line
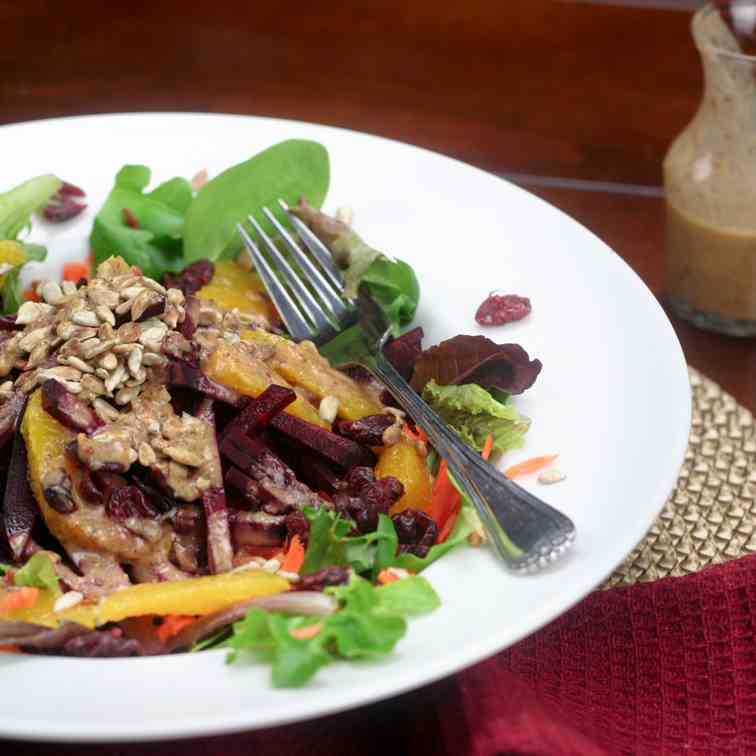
top-left (42, 379), bottom-right (104, 434)
top-left (219, 384), bottom-right (296, 443)
top-left (196, 399), bottom-right (233, 574)
top-left (269, 412), bottom-right (375, 470)
top-left (2, 433), bottom-right (38, 561)
top-left (167, 361), bottom-right (246, 408)
top-left (0, 391), bottom-right (27, 450)
top-left (225, 467), bottom-right (264, 508)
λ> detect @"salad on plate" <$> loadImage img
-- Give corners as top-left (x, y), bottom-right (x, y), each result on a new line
top-left (0, 140), bottom-right (546, 686)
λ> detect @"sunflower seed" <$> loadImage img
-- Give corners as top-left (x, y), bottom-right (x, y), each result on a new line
top-left (112, 342), bottom-right (141, 354)
top-left (117, 322), bottom-right (141, 343)
top-left (142, 352), bottom-right (167, 367)
top-left (0, 380), bottom-right (13, 393)
top-left (127, 347), bottom-right (143, 377)
top-left (113, 275), bottom-right (141, 291)
top-left (115, 385), bottom-right (141, 405)
top-left (18, 325), bottom-right (53, 352)
top-left (58, 379), bottom-right (82, 394)
top-left (97, 323), bottom-right (116, 341)
top-left (537, 469), bottom-right (566, 485)
top-left (138, 442), bottom-right (157, 467)
top-left (40, 366), bottom-right (83, 382)
top-left (95, 367), bottom-right (111, 382)
top-left (142, 278), bottom-right (166, 295)
top-left (64, 356), bottom-right (95, 374)
top-left (95, 305), bottom-right (116, 327)
top-left (93, 398), bottom-right (120, 423)
top-left (115, 298), bottom-right (136, 316)
top-left (105, 364), bottom-right (127, 394)
top-left (53, 591), bottom-right (83, 613)
top-left (16, 301), bottom-right (49, 325)
top-left (81, 338), bottom-right (116, 360)
top-left (27, 342), bottom-right (50, 369)
top-left (131, 290), bottom-right (160, 321)
top-left (72, 310), bottom-right (100, 327)
top-left (138, 325), bottom-right (167, 347)
top-left (39, 281), bottom-right (65, 305)
top-left (126, 367), bottom-right (147, 385)
top-left (87, 286), bottom-right (120, 309)
top-left (61, 281), bottom-right (77, 296)
top-left (98, 353), bottom-right (118, 371)
top-left (120, 286), bottom-right (145, 300)
top-left (80, 374), bottom-right (106, 395)
top-left (166, 288), bottom-right (185, 306)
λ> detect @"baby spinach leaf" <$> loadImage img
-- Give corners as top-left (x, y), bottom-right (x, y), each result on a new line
top-left (0, 174), bottom-right (61, 240)
top-left (183, 140), bottom-right (330, 263)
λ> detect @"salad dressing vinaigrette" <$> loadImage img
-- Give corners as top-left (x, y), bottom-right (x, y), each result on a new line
top-left (663, 5), bottom-right (756, 336)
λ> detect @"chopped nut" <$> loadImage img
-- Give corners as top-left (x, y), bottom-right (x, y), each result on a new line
top-left (319, 395), bottom-right (340, 424)
top-left (53, 591), bottom-right (84, 612)
top-left (18, 325), bottom-right (53, 353)
top-left (162, 445), bottom-right (203, 467)
top-left (39, 281), bottom-right (64, 305)
top-left (138, 441), bottom-right (156, 466)
top-left (92, 397), bottom-right (120, 423)
top-left (71, 309), bottom-right (100, 327)
top-left (537, 469), bottom-right (566, 485)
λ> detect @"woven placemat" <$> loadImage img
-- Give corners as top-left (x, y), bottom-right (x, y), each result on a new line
top-left (605, 366), bottom-right (756, 587)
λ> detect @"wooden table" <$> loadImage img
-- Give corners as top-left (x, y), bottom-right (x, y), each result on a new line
top-left (0, 0), bottom-right (753, 752)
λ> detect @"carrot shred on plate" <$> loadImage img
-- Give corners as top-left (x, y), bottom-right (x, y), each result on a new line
top-left (0, 645), bottom-right (21, 653)
top-left (481, 433), bottom-right (494, 462)
top-left (290, 623), bottom-right (323, 641)
top-left (280, 535), bottom-right (305, 574)
top-left (377, 569), bottom-right (401, 585)
top-left (62, 260), bottom-right (91, 283)
top-left (430, 459), bottom-right (462, 544)
top-left (155, 615), bottom-right (196, 643)
top-left (23, 281), bottom-right (41, 302)
top-left (504, 454), bottom-right (559, 480)
top-left (0, 586), bottom-right (39, 613)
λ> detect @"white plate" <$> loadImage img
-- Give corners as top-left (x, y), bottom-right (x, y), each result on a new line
top-left (0, 113), bottom-right (690, 743)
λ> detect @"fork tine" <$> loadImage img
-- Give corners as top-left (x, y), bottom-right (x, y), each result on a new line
top-left (261, 206), bottom-right (351, 324)
top-left (236, 223), bottom-right (314, 341)
top-left (277, 199), bottom-right (345, 291)
top-left (246, 215), bottom-right (336, 337)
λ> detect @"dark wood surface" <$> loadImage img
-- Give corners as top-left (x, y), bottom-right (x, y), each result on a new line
top-left (0, 0), bottom-right (753, 752)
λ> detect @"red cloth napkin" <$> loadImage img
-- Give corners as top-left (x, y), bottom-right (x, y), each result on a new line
top-left (7, 554), bottom-right (756, 756)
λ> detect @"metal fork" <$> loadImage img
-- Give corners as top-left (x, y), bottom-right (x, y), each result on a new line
top-left (236, 203), bottom-right (576, 572)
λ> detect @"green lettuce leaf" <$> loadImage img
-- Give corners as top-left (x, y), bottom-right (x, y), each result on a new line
top-left (227, 575), bottom-right (439, 687)
top-left (290, 201), bottom-right (419, 334)
top-left (13, 552), bottom-right (61, 596)
top-left (422, 380), bottom-right (530, 454)
top-left (90, 165), bottom-right (189, 280)
top-left (184, 140), bottom-right (330, 263)
top-left (0, 174), bottom-right (61, 240)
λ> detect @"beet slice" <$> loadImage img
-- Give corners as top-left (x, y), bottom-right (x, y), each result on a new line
top-left (167, 361), bottom-right (246, 408)
top-left (219, 384), bottom-right (296, 443)
top-left (225, 467), bottom-right (264, 508)
top-left (0, 391), bottom-right (27, 450)
top-left (2, 432), bottom-right (38, 561)
top-left (220, 431), bottom-right (322, 510)
top-left (231, 510), bottom-right (286, 547)
top-left (42, 380), bottom-right (104, 434)
top-left (178, 295), bottom-right (200, 340)
top-left (269, 413), bottom-right (375, 470)
top-left (195, 398), bottom-right (233, 574)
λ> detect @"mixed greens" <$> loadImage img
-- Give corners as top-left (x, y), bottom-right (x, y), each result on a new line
top-left (0, 138), bottom-right (544, 687)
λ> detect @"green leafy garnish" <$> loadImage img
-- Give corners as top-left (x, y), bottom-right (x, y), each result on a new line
top-left (13, 553), bottom-right (61, 596)
top-left (422, 380), bottom-right (530, 455)
top-left (90, 165), bottom-right (189, 280)
top-left (184, 139), bottom-right (330, 263)
top-left (0, 174), bottom-right (61, 240)
top-left (227, 575), bottom-right (439, 687)
top-left (290, 200), bottom-right (419, 334)
top-left (0, 242), bottom-right (47, 315)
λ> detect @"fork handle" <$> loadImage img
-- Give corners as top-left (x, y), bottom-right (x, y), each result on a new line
top-left (369, 356), bottom-right (576, 572)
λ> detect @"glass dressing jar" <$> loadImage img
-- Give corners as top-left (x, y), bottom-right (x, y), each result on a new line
top-left (663, 2), bottom-right (756, 337)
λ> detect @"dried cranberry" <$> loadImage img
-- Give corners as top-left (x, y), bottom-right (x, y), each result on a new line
top-left (285, 509), bottom-right (310, 544)
top-left (44, 484), bottom-right (76, 514)
top-left (362, 477), bottom-right (404, 515)
top-left (336, 414), bottom-right (394, 446)
top-left (106, 486), bottom-right (150, 521)
top-left (344, 465), bottom-right (375, 494)
top-left (131, 469), bottom-right (176, 514)
top-left (391, 510), bottom-right (438, 558)
top-left (78, 469), bottom-right (103, 504)
top-left (296, 566), bottom-right (350, 592)
top-left (42, 181), bottom-right (87, 224)
top-left (475, 293), bottom-right (531, 326)
top-left (163, 260), bottom-right (215, 296)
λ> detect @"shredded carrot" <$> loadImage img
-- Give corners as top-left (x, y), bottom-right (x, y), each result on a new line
top-left (378, 568), bottom-right (401, 585)
top-left (155, 615), bottom-right (196, 643)
top-left (290, 623), bottom-right (323, 641)
top-left (504, 454), bottom-right (559, 480)
top-left (0, 587), bottom-right (39, 613)
top-left (481, 433), bottom-right (494, 461)
top-left (402, 423), bottom-right (428, 445)
top-left (0, 645), bottom-right (20, 653)
top-left (280, 535), bottom-right (305, 574)
top-left (62, 260), bottom-right (91, 283)
top-left (23, 280), bottom-right (42, 302)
